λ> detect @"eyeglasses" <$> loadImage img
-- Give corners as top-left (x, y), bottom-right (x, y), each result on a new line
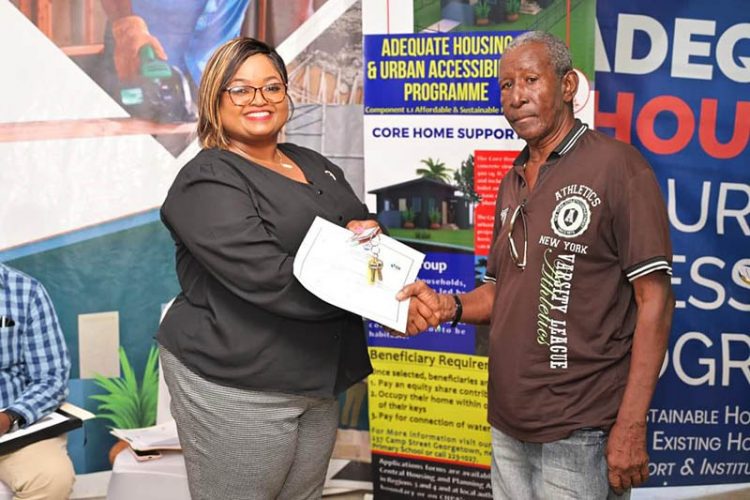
top-left (224, 82), bottom-right (287, 106)
top-left (508, 201), bottom-right (527, 270)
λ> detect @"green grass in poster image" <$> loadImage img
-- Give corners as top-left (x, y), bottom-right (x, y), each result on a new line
top-left (413, 0), bottom-right (596, 80)
top-left (389, 227), bottom-right (475, 249)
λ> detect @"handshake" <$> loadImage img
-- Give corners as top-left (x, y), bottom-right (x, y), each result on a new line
top-left (391, 280), bottom-right (494, 336)
top-left (390, 281), bottom-right (461, 337)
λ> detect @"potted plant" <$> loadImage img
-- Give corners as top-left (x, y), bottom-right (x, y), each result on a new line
top-left (474, 0), bottom-right (491, 26)
top-left (90, 345), bottom-right (159, 463)
top-left (506, 0), bottom-right (521, 22)
top-left (400, 208), bottom-right (416, 229)
top-left (429, 209), bottom-right (442, 229)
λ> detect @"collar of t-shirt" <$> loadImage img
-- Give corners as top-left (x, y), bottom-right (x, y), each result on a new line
top-left (512, 119), bottom-right (589, 173)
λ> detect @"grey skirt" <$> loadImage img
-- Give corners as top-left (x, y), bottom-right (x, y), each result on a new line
top-left (159, 346), bottom-right (339, 500)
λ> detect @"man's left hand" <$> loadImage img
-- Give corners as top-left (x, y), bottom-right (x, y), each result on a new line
top-left (606, 419), bottom-right (649, 494)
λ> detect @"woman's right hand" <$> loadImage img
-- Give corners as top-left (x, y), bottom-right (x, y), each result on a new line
top-left (346, 219), bottom-right (381, 243)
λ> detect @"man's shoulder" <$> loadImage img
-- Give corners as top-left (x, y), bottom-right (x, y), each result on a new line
top-left (580, 128), bottom-right (639, 156)
top-left (578, 128), bottom-right (651, 173)
top-left (0, 263), bottom-right (40, 291)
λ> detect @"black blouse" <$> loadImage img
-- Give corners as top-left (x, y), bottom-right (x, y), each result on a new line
top-left (157, 143), bottom-right (373, 396)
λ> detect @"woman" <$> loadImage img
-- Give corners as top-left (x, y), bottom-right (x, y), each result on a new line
top-left (158, 37), bottom-right (376, 499)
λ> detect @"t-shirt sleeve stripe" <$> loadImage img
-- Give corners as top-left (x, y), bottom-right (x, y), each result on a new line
top-left (483, 273), bottom-right (497, 284)
top-left (626, 258), bottom-right (672, 282)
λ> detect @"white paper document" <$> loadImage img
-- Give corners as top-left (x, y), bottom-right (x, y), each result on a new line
top-left (59, 402), bottom-right (95, 421)
top-left (294, 217), bottom-right (424, 331)
top-left (110, 420), bottom-right (181, 451)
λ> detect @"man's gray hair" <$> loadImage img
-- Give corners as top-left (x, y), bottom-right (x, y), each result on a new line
top-left (506, 31), bottom-right (573, 78)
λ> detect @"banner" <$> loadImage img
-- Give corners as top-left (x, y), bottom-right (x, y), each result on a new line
top-left (596, 0), bottom-right (750, 488)
top-left (364, 31), bottom-right (509, 115)
top-left (0, 0), bottom-right (369, 479)
top-left (363, 1), bottom-right (596, 497)
top-left (369, 348), bottom-right (491, 498)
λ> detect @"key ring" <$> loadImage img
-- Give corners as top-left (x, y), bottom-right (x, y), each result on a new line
top-left (366, 232), bottom-right (383, 285)
top-left (369, 233), bottom-right (381, 258)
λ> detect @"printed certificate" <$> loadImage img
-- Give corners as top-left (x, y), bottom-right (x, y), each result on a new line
top-left (294, 217), bottom-right (424, 332)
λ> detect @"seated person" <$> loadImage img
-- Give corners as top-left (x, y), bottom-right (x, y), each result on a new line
top-left (0, 263), bottom-right (74, 500)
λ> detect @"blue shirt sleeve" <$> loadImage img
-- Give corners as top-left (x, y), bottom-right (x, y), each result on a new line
top-left (9, 282), bottom-right (70, 426)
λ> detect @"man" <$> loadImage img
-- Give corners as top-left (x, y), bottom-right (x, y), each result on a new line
top-left (397, 31), bottom-right (674, 499)
top-left (0, 262), bottom-right (74, 499)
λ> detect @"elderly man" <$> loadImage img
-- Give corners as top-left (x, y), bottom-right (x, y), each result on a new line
top-left (397, 31), bottom-right (674, 499)
top-left (0, 263), bottom-right (74, 499)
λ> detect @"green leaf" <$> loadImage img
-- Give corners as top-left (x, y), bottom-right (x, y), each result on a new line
top-left (92, 396), bottom-right (140, 425)
top-left (416, 157), bottom-right (452, 183)
top-left (87, 343), bottom-right (161, 429)
top-left (91, 375), bottom-right (121, 394)
top-left (139, 346), bottom-right (160, 426)
top-left (119, 347), bottom-right (139, 396)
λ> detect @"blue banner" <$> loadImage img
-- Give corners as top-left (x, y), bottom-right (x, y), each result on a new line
top-left (597, 0), bottom-right (750, 487)
top-left (364, 32), bottom-right (521, 115)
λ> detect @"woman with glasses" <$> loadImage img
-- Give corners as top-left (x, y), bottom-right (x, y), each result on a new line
top-left (157, 37), bottom-right (376, 499)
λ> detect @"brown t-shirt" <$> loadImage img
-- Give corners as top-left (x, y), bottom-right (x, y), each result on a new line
top-left (485, 120), bottom-right (672, 442)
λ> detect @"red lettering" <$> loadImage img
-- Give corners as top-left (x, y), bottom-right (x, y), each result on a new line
top-left (699, 99), bottom-right (750, 159)
top-left (596, 91), bottom-right (748, 159)
top-left (594, 91), bottom-right (633, 143)
top-left (636, 96), bottom-right (694, 155)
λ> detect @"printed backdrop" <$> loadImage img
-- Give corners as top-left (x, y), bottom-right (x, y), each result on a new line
top-left (597, 0), bottom-right (750, 488)
top-left (0, 0), bottom-right (368, 475)
top-left (362, 1), bottom-right (596, 497)
top-left (362, 0), bottom-right (748, 497)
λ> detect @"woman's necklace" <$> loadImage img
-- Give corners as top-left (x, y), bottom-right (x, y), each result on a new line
top-left (275, 149), bottom-right (294, 169)
top-left (232, 146), bottom-right (294, 169)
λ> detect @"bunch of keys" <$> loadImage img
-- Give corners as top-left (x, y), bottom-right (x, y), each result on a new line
top-left (366, 234), bottom-right (383, 285)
